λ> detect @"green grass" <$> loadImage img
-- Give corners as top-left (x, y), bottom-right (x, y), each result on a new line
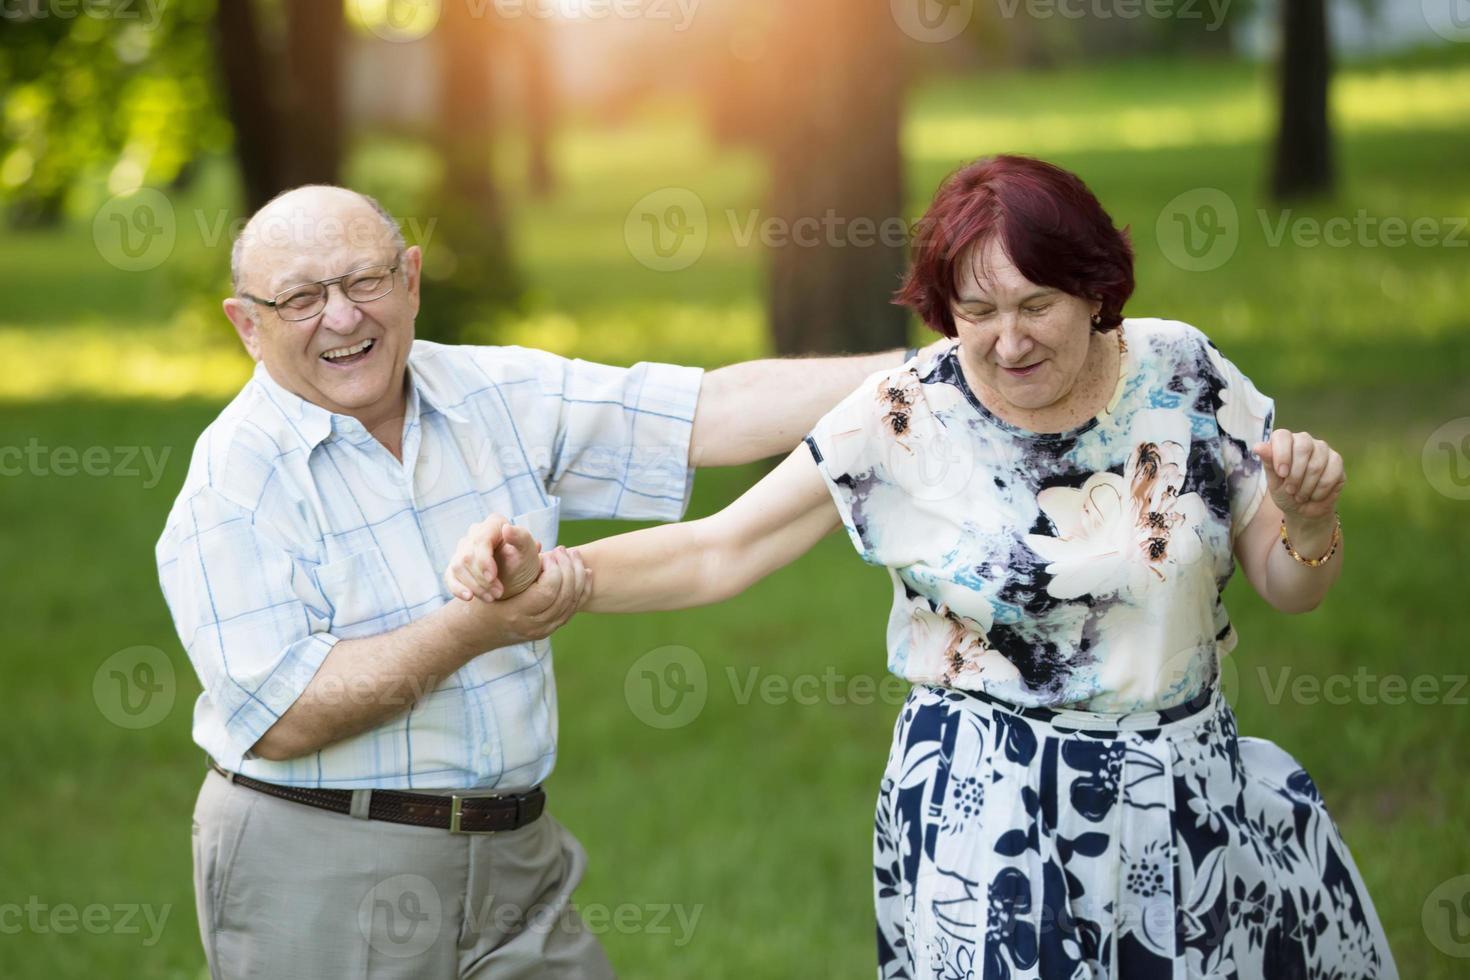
top-left (2, 50), bottom-right (1468, 977)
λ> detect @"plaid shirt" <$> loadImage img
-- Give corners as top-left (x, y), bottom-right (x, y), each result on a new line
top-left (156, 340), bottom-right (702, 789)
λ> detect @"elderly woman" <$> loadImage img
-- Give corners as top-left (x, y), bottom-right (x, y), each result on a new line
top-left (448, 156), bottom-right (1397, 978)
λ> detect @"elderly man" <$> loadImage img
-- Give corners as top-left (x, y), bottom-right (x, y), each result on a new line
top-left (156, 185), bottom-right (929, 979)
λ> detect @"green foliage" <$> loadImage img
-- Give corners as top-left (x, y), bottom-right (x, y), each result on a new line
top-left (0, 0), bottom-right (225, 224)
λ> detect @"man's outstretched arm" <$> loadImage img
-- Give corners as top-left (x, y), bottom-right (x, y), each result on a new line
top-left (689, 339), bottom-right (949, 467)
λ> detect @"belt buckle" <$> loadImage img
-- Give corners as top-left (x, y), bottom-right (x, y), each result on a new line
top-left (450, 794), bottom-right (513, 834)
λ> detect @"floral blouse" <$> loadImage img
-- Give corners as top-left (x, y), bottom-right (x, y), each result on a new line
top-left (804, 318), bottom-right (1275, 713)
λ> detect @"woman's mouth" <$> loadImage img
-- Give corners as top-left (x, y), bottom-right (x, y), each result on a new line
top-left (1001, 360), bottom-right (1043, 378)
top-left (320, 338), bottom-right (377, 368)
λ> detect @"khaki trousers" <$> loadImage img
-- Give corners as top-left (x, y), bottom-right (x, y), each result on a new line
top-left (190, 770), bottom-right (616, 979)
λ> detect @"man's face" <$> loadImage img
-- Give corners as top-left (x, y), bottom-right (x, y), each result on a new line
top-left (224, 191), bottom-right (422, 433)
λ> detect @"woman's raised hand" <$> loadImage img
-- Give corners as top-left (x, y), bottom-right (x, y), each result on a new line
top-left (443, 514), bottom-right (543, 602)
top-left (1253, 429), bottom-right (1345, 523)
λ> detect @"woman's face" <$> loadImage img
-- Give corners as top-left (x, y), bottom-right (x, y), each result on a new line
top-left (949, 237), bottom-right (1103, 415)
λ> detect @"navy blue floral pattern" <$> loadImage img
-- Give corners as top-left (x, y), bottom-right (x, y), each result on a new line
top-left (873, 684), bottom-right (1398, 979)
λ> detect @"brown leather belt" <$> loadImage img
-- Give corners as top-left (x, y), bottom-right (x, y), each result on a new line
top-left (208, 760), bottom-right (545, 834)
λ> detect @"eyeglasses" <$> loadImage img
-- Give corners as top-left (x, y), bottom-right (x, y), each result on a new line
top-left (242, 262), bottom-right (400, 322)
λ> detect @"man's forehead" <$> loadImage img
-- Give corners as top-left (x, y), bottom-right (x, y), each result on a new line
top-left (239, 203), bottom-right (396, 290)
top-left (258, 245), bottom-right (397, 292)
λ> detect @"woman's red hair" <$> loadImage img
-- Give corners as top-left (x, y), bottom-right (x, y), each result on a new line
top-left (895, 155), bottom-right (1135, 337)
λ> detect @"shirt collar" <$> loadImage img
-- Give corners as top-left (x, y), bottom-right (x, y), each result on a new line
top-left (248, 351), bottom-right (468, 453)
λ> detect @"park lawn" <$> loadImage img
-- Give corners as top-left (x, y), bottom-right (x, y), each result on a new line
top-left (1, 51), bottom-right (1467, 977)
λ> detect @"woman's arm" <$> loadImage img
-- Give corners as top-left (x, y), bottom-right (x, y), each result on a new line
top-left (1233, 430), bottom-right (1345, 614)
top-left (578, 444), bottom-right (842, 613)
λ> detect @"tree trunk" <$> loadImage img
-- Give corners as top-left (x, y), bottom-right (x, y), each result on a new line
top-left (763, 0), bottom-right (909, 355)
top-left (523, 19), bottom-right (555, 199)
top-left (417, 0), bottom-right (520, 343)
top-left (1271, 0), bottom-right (1334, 201)
top-left (284, 0), bottom-right (344, 187)
top-left (213, 0), bottom-right (288, 214)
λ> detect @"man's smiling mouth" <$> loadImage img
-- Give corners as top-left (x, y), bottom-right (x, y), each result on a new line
top-left (321, 338), bottom-right (376, 366)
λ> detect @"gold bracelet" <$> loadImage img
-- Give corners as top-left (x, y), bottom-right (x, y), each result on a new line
top-left (1279, 514), bottom-right (1341, 567)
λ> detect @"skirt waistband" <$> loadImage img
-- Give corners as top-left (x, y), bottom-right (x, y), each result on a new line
top-left (925, 681), bottom-right (1223, 737)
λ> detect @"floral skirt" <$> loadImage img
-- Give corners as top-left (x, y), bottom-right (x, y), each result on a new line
top-left (874, 683), bottom-right (1398, 980)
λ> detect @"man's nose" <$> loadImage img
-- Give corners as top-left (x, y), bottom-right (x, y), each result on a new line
top-left (318, 282), bottom-right (364, 333)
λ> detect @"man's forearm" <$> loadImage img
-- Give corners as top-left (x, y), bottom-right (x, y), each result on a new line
top-left (690, 347), bottom-right (911, 467)
top-left (250, 600), bottom-right (495, 762)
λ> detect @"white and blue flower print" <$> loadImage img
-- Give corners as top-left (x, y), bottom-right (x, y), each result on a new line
top-left (806, 318), bottom-right (1275, 713)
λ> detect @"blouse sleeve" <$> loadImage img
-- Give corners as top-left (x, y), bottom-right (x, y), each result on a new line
top-left (1201, 336), bottom-right (1276, 543)
top-left (803, 375), bottom-right (889, 565)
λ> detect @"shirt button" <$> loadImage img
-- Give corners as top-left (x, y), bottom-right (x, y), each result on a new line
top-left (481, 744), bottom-right (493, 757)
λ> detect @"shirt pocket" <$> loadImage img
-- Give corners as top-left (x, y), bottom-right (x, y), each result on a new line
top-left (510, 498), bottom-right (560, 552)
top-left (313, 548), bottom-right (411, 638)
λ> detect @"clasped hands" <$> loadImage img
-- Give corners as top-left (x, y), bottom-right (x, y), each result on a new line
top-left (441, 514), bottom-right (588, 644)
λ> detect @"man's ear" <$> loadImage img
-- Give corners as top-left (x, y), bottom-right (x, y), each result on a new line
top-left (223, 298), bottom-right (263, 362)
top-left (401, 245), bottom-right (423, 315)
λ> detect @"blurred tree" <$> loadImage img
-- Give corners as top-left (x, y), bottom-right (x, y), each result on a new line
top-left (415, 0), bottom-right (521, 343)
top-left (0, 0), bottom-right (223, 224)
top-left (283, 0), bottom-right (345, 187)
top-left (214, 0), bottom-right (288, 214)
top-left (1271, 0), bottom-right (1335, 199)
top-left (521, 17), bottom-right (556, 199)
top-left (710, 0), bottom-right (908, 355)
top-left (213, 0), bottom-right (344, 213)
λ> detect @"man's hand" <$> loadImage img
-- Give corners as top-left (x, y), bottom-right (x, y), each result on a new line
top-left (443, 514), bottom-right (542, 602)
top-left (445, 546), bottom-right (590, 651)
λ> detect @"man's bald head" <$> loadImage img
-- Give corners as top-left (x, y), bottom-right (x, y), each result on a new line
top-left (230, 185), bottom-right (406, 296)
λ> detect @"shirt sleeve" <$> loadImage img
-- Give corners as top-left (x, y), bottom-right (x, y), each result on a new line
top-left (1202, 337), bottom-right (1277, 543)
top-left (156, 485), bottom-right (337, 762)
top-left (803, 377), bottom-right (889, 565)
top-left (539, 354), bottom-right (704, 522)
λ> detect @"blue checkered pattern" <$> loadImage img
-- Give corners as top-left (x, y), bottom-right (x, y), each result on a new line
top-left (156, 340), bottom-right (702, 789)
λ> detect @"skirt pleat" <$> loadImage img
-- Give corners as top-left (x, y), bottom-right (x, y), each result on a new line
top-left (874, 683), bottom-right (1398, 980)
